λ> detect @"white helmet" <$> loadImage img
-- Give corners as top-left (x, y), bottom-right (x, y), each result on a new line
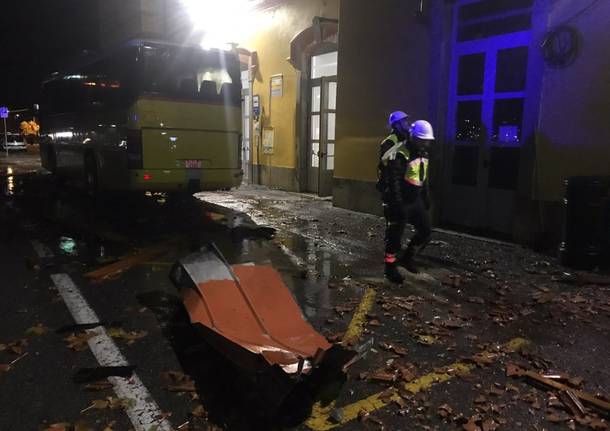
top-left (411, 120), bottom-right (435, 140)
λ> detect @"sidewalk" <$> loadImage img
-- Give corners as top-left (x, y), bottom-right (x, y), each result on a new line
top-left (196, 185), bottom-right (610, 431)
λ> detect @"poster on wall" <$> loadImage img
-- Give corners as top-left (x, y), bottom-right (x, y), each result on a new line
top-left (263, 127), bottom-right (274, 154)
top-left (270, 75), bottom-right (283, 97)
top-left (252, 95), bottom-right (260, 118)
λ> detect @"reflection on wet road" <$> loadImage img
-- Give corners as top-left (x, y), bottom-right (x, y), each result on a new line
top-left (0, 171), bottom-right (357, 329)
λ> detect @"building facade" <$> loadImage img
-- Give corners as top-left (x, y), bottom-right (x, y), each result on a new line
top-left (239, 0), bottom-right (340, 193)
top-left (96, 0), bottom-right (609, 246)
top-left (334, 0), bottom-right (610, 246)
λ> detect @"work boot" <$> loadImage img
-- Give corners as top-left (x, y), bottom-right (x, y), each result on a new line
top-left (402, 258), bottom-right (420, 274)
top-left (384, 263), bottom-right (404, 284)
top-left (400, 248), bottom-right (420, 274)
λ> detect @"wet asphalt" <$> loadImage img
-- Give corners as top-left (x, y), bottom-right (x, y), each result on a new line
top-left (0, 154), bottom-right (609, 431)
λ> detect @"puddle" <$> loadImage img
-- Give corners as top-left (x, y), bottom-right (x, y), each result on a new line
top-left (8, 172), bottom-right (363, 326)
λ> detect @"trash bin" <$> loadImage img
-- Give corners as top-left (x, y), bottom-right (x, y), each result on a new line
top-left (559, 176), bottom-right (610, 269)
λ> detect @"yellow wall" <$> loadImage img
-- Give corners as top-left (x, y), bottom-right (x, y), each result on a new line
top-left (334, 0), bottom-right (431, 183)
top-left (241, 0), bottom-right (339, 170)
top-left (535, 1), bottom-right (610, 201)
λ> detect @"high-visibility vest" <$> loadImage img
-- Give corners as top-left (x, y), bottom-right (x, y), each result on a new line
top-left (380, 134), bottom-right (429, 187)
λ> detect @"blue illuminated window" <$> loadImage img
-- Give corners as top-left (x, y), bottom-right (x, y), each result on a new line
top-left (457, 0), bottom-right (534, 42)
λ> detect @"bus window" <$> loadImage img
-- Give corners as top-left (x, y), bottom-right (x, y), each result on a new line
top-left (197, 68), bottom-right (233, 94)
top-left (139, 45), bottom-right (240, 105)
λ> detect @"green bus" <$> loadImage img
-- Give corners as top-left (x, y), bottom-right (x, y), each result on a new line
top-left (40, 40), bottom-right (243, 194)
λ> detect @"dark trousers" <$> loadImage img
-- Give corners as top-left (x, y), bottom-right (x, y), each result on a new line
top-left (384, 197), bottom-right (431, 261)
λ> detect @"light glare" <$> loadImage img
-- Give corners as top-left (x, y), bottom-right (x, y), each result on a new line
top-left (181, 0), bottom-right (271, 49)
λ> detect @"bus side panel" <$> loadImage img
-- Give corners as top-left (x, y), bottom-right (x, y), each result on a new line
top-left (135, 99), bottom-right (241, 134)
top-left (141, 129), bottom-right (239, 170)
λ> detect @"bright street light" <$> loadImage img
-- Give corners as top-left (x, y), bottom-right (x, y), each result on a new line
top-left (180, 0), bottom-right (272, 50)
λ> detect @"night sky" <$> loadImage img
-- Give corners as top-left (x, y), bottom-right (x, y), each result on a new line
top-left (0, 1), bottom-right (100, 108)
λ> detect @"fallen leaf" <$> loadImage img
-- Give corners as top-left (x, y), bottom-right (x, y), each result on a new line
top-left (74, 421), bottom-right (94, 431)
top-left (0, 364), bottom-right (10, 373)
top-left (106, 328), bottom-right (147, 344)
top-left (474, 395), bottom-right (487, 404)
top-left (568, 375), bottom-right (584, 388)
top-left (26, 324), bottom-right (49, 337)
top-left (334, 305), bottom-right (355, 314)
top-left (167, 381), bottom-right (197, 392)
top-left (368, 369), bottom-right (396, 383)
top-left (8, 339), bottom-right (28, 355)
top-left (327, 332), bottom-right (344, 342)
top-left (160, 370), bottom-right (188, 382)
top-left (191, 404), bottom-right (206, 418)
top-left (481, 418), bottom-right (499, 431)
top-left (65, 332), bottom-right (95, 351)
top-left (393, 397), bottom-right (407, 409)
top-left (471, 351), bottom-right (497, 367)
top-left (102, 421), bottom-right (116, 431)
top-left (397, 364), bottom-right (417, 382)
top-left (357, 409), bottom-right (370, 422)
top-left (442, 318), bottom-right (466, 329)
top-left (83, 380), bottom-right (113, 391)
top-left (82, 396), bottom-right (134, 413)
top-left (391, 346), bottom-right (408, 356)
top-left (119, 398), bottom-right (136, 410)
top-left (368, 319), bottom-right (381, 327)
top-left (586, 418), bottom-right (609, 430)
top-left (0, 343), bottom-right (6, 352)
top-left (380, 342), bottom-right (408, 356)
top-left (463, 415), bottom-right (481, 431)
top-left (546, 410), bottom-right (565, 423)
top-left (45, 423), bottom-right (71, 431)
top-left (437, 404), bottom-right (453, 418)
top-left (91, 399), bottom-right (112, 410)
top-left (379, 388), bottom-right (396, 403)
top-left (416, 334), bottom-right (437, 345)
top-left (489, 385), bottom-right (505, 396)
top-left (506, 363), bottom-right (522, 377)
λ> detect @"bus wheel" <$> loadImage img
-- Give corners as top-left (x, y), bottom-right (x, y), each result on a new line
top-left (84, 154), bottom-right (98, 194)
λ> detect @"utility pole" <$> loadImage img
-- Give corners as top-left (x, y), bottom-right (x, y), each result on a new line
top-left (0, 107), bottom-right (9, 158)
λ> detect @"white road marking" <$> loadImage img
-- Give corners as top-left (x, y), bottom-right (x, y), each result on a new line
top-left (50, 274), bottom-right (172, 431)
top-left (31, 240), bottom-right (54, 258)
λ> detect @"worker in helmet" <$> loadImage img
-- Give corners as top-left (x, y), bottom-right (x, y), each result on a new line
top-left (377, 113), bottom-right (435, 283)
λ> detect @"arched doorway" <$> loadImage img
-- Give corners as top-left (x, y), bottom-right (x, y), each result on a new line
top-left (289, 18), bottom-right (338, 196)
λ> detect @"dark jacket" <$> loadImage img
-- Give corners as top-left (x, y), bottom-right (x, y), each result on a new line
top-left (378, 131), bottom-right (430, 208)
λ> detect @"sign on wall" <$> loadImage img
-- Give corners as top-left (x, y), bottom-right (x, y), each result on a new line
top-left (263, 127), bottom-right (274, 154)
top-left (270, 75), bottom-right (283, 97)
top-left (252, 95), bottom-right (260, 119)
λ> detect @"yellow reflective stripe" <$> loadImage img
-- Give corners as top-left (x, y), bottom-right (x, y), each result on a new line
top-left (384, 134), bottom-right (399, 145)
top-left (397, 147), bottom-right (410, 160)
top-left (405, 157), bottom-right (428, 186)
